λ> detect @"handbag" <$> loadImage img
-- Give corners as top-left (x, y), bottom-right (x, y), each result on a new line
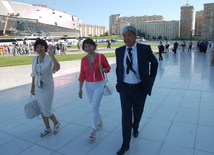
top-left (24, 95), bottom-right (41, 119)
top-left (102, 73), bottom-right (114, 96)
top-left (99, 53), bottom-right (114, 96)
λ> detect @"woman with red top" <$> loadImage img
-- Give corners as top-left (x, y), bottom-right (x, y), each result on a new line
top-left (78, 38), bottom-right (111, 140)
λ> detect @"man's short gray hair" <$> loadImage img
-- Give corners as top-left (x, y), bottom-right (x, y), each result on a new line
top-left (122, 26), bottom-right (137, 36)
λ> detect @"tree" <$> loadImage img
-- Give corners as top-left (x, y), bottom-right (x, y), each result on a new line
top-left (158, 35), bottom-right (162, 40)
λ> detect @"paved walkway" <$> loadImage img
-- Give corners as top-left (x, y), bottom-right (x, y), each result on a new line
top-left (0, 47), bottom-right (214, 155)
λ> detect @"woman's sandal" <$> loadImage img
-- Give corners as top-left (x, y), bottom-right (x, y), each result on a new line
top-left (97, 122), bottom-right (103, 131)
top-left (89, 129), bottom-right (96, 140)
top-left (40, 128), bottom-right (52, 137)
top-left (53, 123), bottom-right (60, 134)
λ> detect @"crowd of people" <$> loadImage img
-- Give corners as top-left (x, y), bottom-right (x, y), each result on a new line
top-left (157, 40), bottom-right (213, 54)
top-left (0, 42), bottom-right (67, 56)
top-left (0, 44), bottom-right (34, 56)
top-left (157, 40), bottom-right (214, 66)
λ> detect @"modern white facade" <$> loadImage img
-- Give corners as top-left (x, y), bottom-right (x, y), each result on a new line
top-left (0, 0), bottom-right (80, 30)
top-left (132, 20), bottom-right (180, 40)
top-left (0, 0), bottom-right (106, 37)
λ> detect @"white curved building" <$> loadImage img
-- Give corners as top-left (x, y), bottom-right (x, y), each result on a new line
top-left (0, 0), bottom-right (81, 36)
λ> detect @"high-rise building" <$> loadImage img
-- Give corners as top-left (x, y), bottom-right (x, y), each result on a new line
top-left (194, 11), bottom-right (203, 38)
top-left (109, 14), bottom-right (164, 35)
top-left (202, 3), bottom-right (214, 40)
top-left (180, 4), bottom-right (194, 38)
top-left (109, 14), bottom-right (120, 34)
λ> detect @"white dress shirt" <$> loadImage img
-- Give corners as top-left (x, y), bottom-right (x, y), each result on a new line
top-left (123, 43), bottom-right (141, 84)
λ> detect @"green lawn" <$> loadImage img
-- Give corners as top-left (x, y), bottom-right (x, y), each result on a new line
top-left (67, 43), bottom-right (159, 49)
top-left (0, 43), bottom-right (159, 67)
top-left (67, 43), bottom-right (126, 49)
top-left (0, 53), bottom-right (116, 67)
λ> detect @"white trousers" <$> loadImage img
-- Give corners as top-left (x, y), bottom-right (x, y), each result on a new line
top-left (85, 81), bottom-right (104, 130)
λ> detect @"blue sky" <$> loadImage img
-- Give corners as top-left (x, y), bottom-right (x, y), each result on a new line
top-left (12, 0), bottom-right (214, 30)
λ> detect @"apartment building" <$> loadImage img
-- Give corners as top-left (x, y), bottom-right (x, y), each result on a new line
top-left (80, 24), bottom-right (106, 37)
top-left (180, 4), bottom-right (194, 39)
top-left (109, 14), bottom-right (164, 35)
top-left (132, 20), bottom-right (180, 40)
top-left (202, 3), bottom-right (214, 40)
top-left (194, 11), bottom-right (203, 38)
top-left (112, 21), bottom-right (130, 35)
top-left (109, 14), bottom-right (121, 35)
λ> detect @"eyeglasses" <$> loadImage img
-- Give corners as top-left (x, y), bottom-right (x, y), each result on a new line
top-left (122, 35), bottom-right (134, 38)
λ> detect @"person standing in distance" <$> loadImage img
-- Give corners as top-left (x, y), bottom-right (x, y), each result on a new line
top-left (115, 26), bottom-right (158, 155)
top-left (173, 41), bottom-right (178, 54)
top-left (158, 41), bottom-right (164, 60)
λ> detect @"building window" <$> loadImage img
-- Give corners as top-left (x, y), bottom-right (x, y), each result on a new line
top-left (59, 16), bottom-right (62, 18)
top-left (52, 12), bottom-right (55, 14)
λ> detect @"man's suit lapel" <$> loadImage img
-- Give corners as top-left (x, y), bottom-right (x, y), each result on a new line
top-left (119, 46), bottom-right (126, 67)
top-left (136, 43), bottom-right (142, 66)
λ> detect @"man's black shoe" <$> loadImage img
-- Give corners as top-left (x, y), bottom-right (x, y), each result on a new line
top-left (116, 147), bottom-right (129, 155)
top-left (133, 130), bottom-right (139, 138)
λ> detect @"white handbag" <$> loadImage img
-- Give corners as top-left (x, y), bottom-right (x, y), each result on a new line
top-left (102, 73), bottom-right (114, 96)
top-left (99, 53), bottom-right (114, 96)
top-left (24, 95), bottom-right (41, 119)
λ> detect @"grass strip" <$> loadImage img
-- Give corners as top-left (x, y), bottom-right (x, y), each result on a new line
top-left (0, 53), bottom-right (116, 67)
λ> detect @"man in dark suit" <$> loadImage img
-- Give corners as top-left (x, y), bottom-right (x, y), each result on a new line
top-left (115, 26), bottom-right (158, 155)
top-left (173, 41), bottom-right (178, 54)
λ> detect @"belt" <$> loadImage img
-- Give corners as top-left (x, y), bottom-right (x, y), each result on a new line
top-left (123, 82), bottom-right (141, 86)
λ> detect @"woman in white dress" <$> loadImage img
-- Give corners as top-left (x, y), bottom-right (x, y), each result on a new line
top-left (30, 39), bottom-right (60, 137)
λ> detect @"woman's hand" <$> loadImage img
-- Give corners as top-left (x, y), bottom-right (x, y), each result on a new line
top-left (98, 64), bottom-right (106, 72)
top-left (48, 45), bottom-right (55, 56)
top-left (30, 86), bottom-right (35, 95)
top-left (98, 64), bottom-right (103, 70)
top-left (78, 90), bottom-right (83, 99)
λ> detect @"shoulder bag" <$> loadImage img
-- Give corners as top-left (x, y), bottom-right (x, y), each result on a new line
top-left (99, 54), bottom-right (114, 96)
top-left (24, 95), bottom-right (41, 119)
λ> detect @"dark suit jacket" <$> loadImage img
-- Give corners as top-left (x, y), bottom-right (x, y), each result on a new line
top-left (115, 43), bottom-right (158, 96)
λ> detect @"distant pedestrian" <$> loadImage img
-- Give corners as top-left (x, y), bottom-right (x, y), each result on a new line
top-left (158, 41), bottom-right (164, 60)
top-left (199, 41), bottom-right (204, 52)
top-left (173, 41), bottom-right (178, 54)
top-left (181, 41), bottom-right (186, 52)
top-left (188, 41), bottom-right (193, 52)
top-left (77, 39), bottom-right (81, 50)
top-left (196, 41), bottom-right (200, 52)
top-left (106, 40), bottom-right (111, 49)
top-left (210, 41), bottom-right (214, 66)
top-left (165, 40), bottom-right (170, 52)
top-left (203, 40), bottom-right (209, 53)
